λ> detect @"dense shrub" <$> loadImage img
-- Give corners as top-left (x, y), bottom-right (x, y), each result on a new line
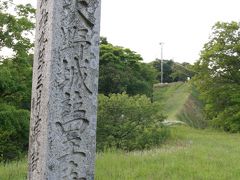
top-left (0, 104), bottom-right (29, 162)
top-left (211, 105), bottom-right (240, 132)
top-left (97, 93), bottom-right (169, 151)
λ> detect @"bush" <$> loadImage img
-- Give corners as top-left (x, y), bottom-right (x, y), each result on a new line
top-left (97, 93), bottom-right (169, 151)
top-left (211, 105), bottom-right (240, 133)
top-left (0, 104), bottom-right (29, 162)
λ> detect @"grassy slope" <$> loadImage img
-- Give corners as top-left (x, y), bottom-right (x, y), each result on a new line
top-left (2, 126), bottom-right (240, 180)
top-left (154, 82), bottom-right (190, 120)
top-left (154, 82), bottom-right (206, 128)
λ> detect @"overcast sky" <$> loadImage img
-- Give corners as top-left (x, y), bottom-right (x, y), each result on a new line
top-left (16, 0), bottom-right (240, 64)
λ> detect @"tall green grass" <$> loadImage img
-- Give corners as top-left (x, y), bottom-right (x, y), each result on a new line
top-left (95, 126), bottom-right (240, 179)
top-left (0, 159), bottom-right (27, 180)
top-left (2, 126), bottom-right (240, 179)
top-left (176, 85), bottom-right (206, 128)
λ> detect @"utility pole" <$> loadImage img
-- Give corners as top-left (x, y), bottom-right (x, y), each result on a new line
top-left (159, 42), bottom-right (164, 84)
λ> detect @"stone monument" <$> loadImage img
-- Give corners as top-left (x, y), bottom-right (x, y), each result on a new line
top-left (28, 0), bottom-right (101, 179)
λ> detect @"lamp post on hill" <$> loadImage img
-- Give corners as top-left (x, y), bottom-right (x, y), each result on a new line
top-left (159, 42), bottom-right (164, 84)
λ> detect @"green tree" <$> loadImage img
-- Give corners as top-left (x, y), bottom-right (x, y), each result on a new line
top-left (0, 1), bottom-right (35, 161)
top-left (0, 0), bottom-right (34, 109)
top-left (193, 21), bottom-right (240, 132)
top-left (0, 104), bottom-right (29, 162)
top-left (152, 59), bottom-right (174, 83)
top-left (171, 62), bottom-right (195, 82)
top-left (152, 60), bottom-right (194, 83)
top-left (99, 40), bottom-right (157, 97)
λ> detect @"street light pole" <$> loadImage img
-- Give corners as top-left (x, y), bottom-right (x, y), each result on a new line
top-left (159, 42), bottom-right (164, 84)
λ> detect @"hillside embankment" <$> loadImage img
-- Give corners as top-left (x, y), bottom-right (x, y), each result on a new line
top-left (154, 82), bottom-right (206, 128)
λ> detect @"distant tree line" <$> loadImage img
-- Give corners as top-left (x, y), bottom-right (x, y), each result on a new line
top-left (151, 59), bottom-right (195, 83)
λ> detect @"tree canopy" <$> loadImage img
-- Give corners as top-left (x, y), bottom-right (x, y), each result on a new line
top-left (0, 0), bottom-right (34, 109)
top-left (193, 21), bottom-right (240, 132)
top-left (152, 59), bottom-right (195, 83)
top-left (99, 39), bottom-right (157, 97)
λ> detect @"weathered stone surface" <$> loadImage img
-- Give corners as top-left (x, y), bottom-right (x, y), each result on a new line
top-left (28, 0), bottom-right (101, 179)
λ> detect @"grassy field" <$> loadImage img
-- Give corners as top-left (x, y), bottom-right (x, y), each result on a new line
top-left (96, 126), bottom-right (240, 180)
top-left (1, 82), bottom-right (239, 179)
top-left (1, 126), bottom-right (240, 179)
top-left (154, 82), bottom-right (191, 120)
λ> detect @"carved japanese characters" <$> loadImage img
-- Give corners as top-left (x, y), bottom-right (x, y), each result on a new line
top-left (28, 0), bottom-right (100, 179)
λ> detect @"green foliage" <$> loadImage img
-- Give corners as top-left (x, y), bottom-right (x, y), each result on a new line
top-left (0, 0), bottom-right (35, 57)
top-left (193, 21), bottom-right (240, 132)
top-left (171, 62), bottom-right (195, 82)
top-left (0, 104), bottom-right (30, 162)
top-left (0, 1), bottom-right (34, 162)
top-left (0, 0), bottom-right (34, 109)
top-left (152, 59), bottom-right (174, 82)
top-left (99, 39), bottom-right (157, 97)
top-left (97, 93), bottom-right (169, 151)
top-left (152, 60), bottom-right (195, 83)
top-left (0, 57), bottom-right (32, 109)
